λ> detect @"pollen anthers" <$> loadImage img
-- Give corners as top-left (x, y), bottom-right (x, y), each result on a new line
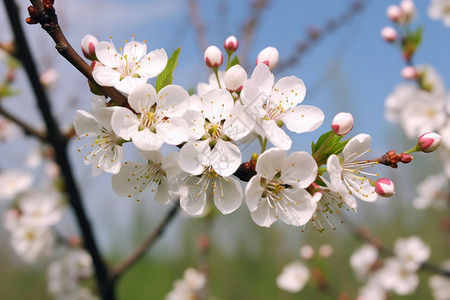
top-left (124, 161), bottom-right (163, 201)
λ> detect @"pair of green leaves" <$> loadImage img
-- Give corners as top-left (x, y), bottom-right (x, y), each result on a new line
top-left (311, 130), bottom-right (349, 166)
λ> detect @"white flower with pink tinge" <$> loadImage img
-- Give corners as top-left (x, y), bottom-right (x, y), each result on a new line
top-left (327, 134), bottom-right (378, 202)
top-left (92, 36), bottom-right (167, 95)
top-left (179, 88), bottom-right (254, 177)
top-left (245, 148), bottom-right (318, 227)
top-left (74, 97), bottom-right (124, 176)
top-left (111, 83), bottom-right (191, 151)
top-left (112, 150), bottom-right (182, 203)
top-left (276, 261), bottom-right (310, 293)
top-left (241, 63), bottom-right (324, 150)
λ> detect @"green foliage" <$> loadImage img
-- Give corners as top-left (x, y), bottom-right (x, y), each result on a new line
top-left (402, 26), bottom-right (424, 61)
top-left (155, 47), bottom-right (180, 93)
top-left (226, 55), bottom-right (240, 70)
top-left (311, 130), bottom-right (349, 165)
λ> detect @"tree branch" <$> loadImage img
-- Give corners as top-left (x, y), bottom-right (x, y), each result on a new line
top-left (25, 0), bottom-right (127, 106)
top-left (188, 0), bottom-right (208, 55)
top-left (343, 216), bottom-right (450, 278)
top-left (0, 105), bottom-right (47, 142)
top-left (239, 0), bottom-right (269, 68)
top-left (3, 0), bottom-right (115, 298)
top-left (277, 0), bottom-right (369, 72)
top-left (111, 203), bottom-right (180, 281)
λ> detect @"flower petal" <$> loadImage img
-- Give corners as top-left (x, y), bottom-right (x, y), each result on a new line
top-left (255, 148), bottom-right (286, 180)
top-left (132, 128), bottom-right (164, 151)
top-left (210, 140), bottom-right (241, 177)
top-left (281, 151), bottom-right (317, 188)
top-left (262, 119), bottom-right (292, 150)
top-left (155, 118), bottom-right (190, 145)
top-left (128, 83), bottom-right (157, 113)
top-left (180, 176), bottom-right (207, 215)
top-left (157, 85), bottom-right (189, 117)
top-left (223, 103), bottom-right (255, 141)
top-left (277, 188), bottom-right (315, 226)
top-left (114, 76), bottom-right (147, 95)
top-left (245, 175), bottom-right (264, 211)
top-left (92, 66), bottom-right (120, 87)
top-left (136, 48), bottom-right (168, 78)
top-left (139, 150), bottom-right (163, 164)
top-left (202, 89), bottom-right (234, 123)
top-left (343, 134), bottom-right (372, 162)
top-left (269, 76), bottom-right (306, 110)
top-left (154, 177), bottom-right (170, 204)
top-left (95, 41), bottom-right (120, 68)
top-left (179, 141), bottom-right (210, 175)
top-left (74, 110), bottom-right (100, 136)
top-left (282, 105), bottom-right (324, 133)
top-left (250, 201), bottom-right (277, 227)
top-left (111, 107), bottom-right (139, 140)
top-left (214, 177), bottom-right (243, 214)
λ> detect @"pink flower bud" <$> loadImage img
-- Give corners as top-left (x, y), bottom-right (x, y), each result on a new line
top-left (400, 0), bottom-right (415, 21)
top-left (81, 34), bottom-right (98, 61)
top-left (299, 245), bottom-right (315, 260)
top-left (375, 178), bottom-right (395, 197)
top-left (204, 45), bottom-right (224, 68)
top-left (224, 35), bottom-right (238, 53)
top-left (318, 244), bottom-right (333, 258)
top-left (256, 47), bottom-right (279, 70)
top-left (417, 132), bottom-right (441, 153)
top-left (401, 66), bottom-right (418, 80)
top-left (331, 112), bottom-right (354, 136)
top-left (224, 65), bottom-right (247, 91)
top-left (381, 26), bottom-right (397, 43)
top-left (386, 5), bottom-right (402, 22)
top-left (39, 68), bottom-right (58, 87)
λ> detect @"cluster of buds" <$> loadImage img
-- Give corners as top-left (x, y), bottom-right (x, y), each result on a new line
top-left (382, 0), bottom-right (420, 64)
top-left (26, 0), bottom-right (55, 25)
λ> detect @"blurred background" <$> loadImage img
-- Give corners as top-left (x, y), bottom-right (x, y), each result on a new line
top-left (0, 0), bottom-right (449, 299)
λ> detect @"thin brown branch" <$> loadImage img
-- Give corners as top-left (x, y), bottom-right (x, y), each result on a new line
top-left (3, 0), bottom-right (115, 298)
top-left (0, 105), bottom-right (47, 142)
top-left (342, 216), bottom-right (450, 278)
top-left (26, 0), bottom-right (127, 106)
top-left (188, 0), bottom-right (208, 54)
top-left (111, 203), bottom-right (180, 281)
top-left (277, 0), bottom-right (369, 72)
top-left (240, 0), bottom-right (269, 68)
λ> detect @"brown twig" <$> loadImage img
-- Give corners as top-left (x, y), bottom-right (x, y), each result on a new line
top-left (239, 0), bottom-right (269, 68)
top-left (25, 0), bottom-right (127, 106)
top-left (277, 0), bottom-right (368, 72)
top-left (3, 0), bottom-right (115, 298)
top-left (343, 216), bottom-right (450, 278)
top-left (0, 105), bottom-right (47, 142)
top-left (188, 0), bottom-right (209, 54)
top-left (111, 203), bottom-right (180, 281)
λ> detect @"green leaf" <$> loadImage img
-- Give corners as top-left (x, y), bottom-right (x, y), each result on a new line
top-left (311, 131), bottom-right (334, 153)
top-left (155, 47), bottom-right (180, 93)
top-left (227, 56), bottom-right (240, 70)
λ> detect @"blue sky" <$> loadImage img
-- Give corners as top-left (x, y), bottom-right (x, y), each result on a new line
top-left (1, 0), bottom-right (449, 253)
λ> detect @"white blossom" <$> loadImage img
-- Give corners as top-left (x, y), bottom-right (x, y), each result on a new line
top-left (165, 268), bottom-right (206, 300)
top-left (428, 0), bottom-right (450, 26)
top-left (394, 235), bottom-right (430, 272)
top-left (245, 148), bottom-right (318, 227)
top-left (74, 97), bottom-right (124, 176)
top-left (413, 172), bottom-right (449, 210)
top-left (241, 63), bottom-right (324, 150)
top-left (10, 223), bottom-right (55, 263)
top-left (276, 261), bottom-right (310, 293)
top-left (92, 37), bottom-right (167, 95)
top-left (111, 83), bottom-right (191, 151)
top-left (350, 244), bottom-right (378, 281)
top-left (0, 169), bottom-right (33, 201)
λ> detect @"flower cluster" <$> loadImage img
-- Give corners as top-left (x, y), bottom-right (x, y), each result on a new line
top-left (382, 0), bottom-right (449, 212)
top-left (350, 236), bottom-right (432, 298)
top-left (73, 34), bottom-right (438, 231)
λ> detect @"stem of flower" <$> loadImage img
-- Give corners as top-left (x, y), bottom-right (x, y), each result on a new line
top-left (213, 67), bottom-right (222, 89)
top-left (260, 137), bottom-right (268, 153)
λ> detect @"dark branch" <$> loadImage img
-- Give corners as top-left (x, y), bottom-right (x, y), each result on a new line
top-left (111, 203), bottom-right (180, 281)
top-left (3, 0), bottom-right (115, 298)
top-left (0, 105), bottom-right (47, 142)
top-left (26, 0), bottom-right (127, 106)
top-left (277, 0), bottom-right (368, 72)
